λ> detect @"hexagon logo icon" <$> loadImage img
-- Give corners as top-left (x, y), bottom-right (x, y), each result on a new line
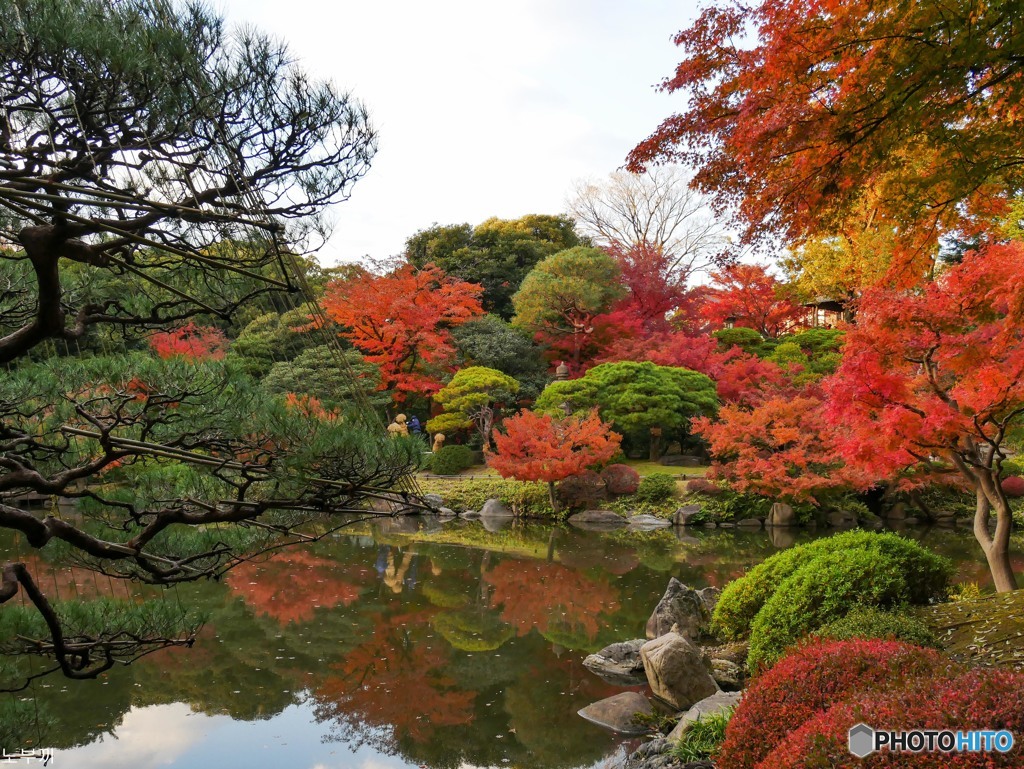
top-left (849, 723), bottom-right (875, 758)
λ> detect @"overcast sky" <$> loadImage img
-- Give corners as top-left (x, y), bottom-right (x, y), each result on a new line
top-left (218, 0), bottom-right (704, 265)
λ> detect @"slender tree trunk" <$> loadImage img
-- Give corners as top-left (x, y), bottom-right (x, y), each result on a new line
top-left (973, 487), bottom-right (1018, 592)
top-left (548, 481), bottom-right (559, 514)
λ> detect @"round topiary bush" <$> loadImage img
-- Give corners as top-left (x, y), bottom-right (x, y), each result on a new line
top-left (745, 545), bottom-right (948, 670)
top-left (635, 472), bottom-right (678, 503)
top-left (686, 477), bottom-right (722, 495)
top-left (1000, 474), bottom-right (1024, 498)
top-left (812, 605), bottom-right (939, 648)
top-left (428, 444), bottom-right (476, 475)
top-left (758, 667), bottom-right (1024, 769)
top-left (716, 639), bottom-right (956, 769)
top-left (711, 531), bottom-right (952, 643)
top-left (600, 463), bottom-right (640, 495)
top-left (556, 470), bottom-right (607, 508)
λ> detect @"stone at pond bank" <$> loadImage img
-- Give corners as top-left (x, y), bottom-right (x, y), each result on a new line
top-left (645, 578), bottom-right (714, 642)
top-left (629, 514), bottom-right (672, 531)
top-left (737, 517), bottom-right (762, 529)
top-left (708, 658), bottom-right (744, 691)
top-left (422, 493), bottom-right (445, 509)
top-left (667, 690), bottom-right (743, 742)
top-left (582, 639), bottom-right (648, 686)
top-left (827, 510), bottom-right (858, 527)
top-left (766, 502), bottom-right (796, 527)
top-left (460, 510), bottom-right (481, 520)
top-left (577, 691), bottom-right (653, 735)
top-left (623, 736), bottom-right (716, 769)
top-left (641, 632), bottom-right (719, 710)
top-left (673, 505), bottom-right (701, 526)
top-left (480, 498), bottom-right (514, 518)
top-left (436, 507), bottom-right (456, 518)
top-left (568, 510), bottom-right (627, 531)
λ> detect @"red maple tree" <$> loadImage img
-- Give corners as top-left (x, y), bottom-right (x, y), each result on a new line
top-left (487, 409), bottom-right (621, 512)
top-left (149, 323), bottom-right (228, 360)
top-left (700, 264), bottom-right (806, 338)
top-left (322, 262), bottom-right (484, 399)
top-left (825, 243), bottom-right (1024, 591)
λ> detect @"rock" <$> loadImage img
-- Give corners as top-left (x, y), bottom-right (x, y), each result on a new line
top-left (576, 691), bottom-right (653, 735)
top-left (568, 510), bottom-right (627, 531)
top-left (884, 502), bottom-right (908, 520)
top-left (582, 639), bottom-right (647, 685)
top-left (460, 510), bottom-right (481, 520)
top-left (480, 498), bottom-right (513, 518)
top-left (640, 632), bottom-right (719, 710)
top-left (766, 502), bottom-right (796, 527)
top-left (658, 454), bottom-right (703, 467)
top-left (736, 518), bottom-right (762, 529)
top-left (437, 507), bottom-right (456, 518)
top-left (482, 515), bottom-right (512, 532)
top-left (673, 504), bottom-right (702, 526)
top-left (709, 658), bottom-right (744, 690)
top-left (628, 514), bottom-right (672, 531)
top-left (719, 522), bottom-right (735, 528)
top-left (667, 691), bottom-right (743, 742)
top-left (903, 516), bottom-right (921, 525)
top-left (826, 510), bottom-right (858, 528)
top-left (697, 586), bottom-right (721, 615)
top-left (702, 522), bottom-right (717, 529)
top-left (646, 578), bottom-right (712, 642)
top-left (422, 493), bottom-right (445, 508)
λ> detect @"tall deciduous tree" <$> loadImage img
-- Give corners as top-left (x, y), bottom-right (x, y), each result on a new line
top-left (322, 263), bottom-right (484, 400)
top-left (512, 247), bottom-right (625, 369)
top-left (405, 215), bottom-right (582, 319)
top-left (628, 0), bottom-right (1024, 268)
top-left (567, 167), bottom-right (727, 278)
top-left (426, 366), bottom-right (520, 449)
top-left (825, 243), bottom-right (1024, 591)
top-left (487, 410), bottom-right (621, 512)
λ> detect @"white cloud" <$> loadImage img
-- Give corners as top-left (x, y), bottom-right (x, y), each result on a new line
top-left (55, 703), bottom-right (218, 769)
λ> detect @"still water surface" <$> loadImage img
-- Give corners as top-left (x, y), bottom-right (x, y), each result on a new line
top-left (12, 518), bottom-right (1004, 769)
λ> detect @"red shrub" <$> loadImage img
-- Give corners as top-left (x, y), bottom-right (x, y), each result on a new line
top-left (760, 668), bottom-right (1024, 768)
top-left (716, 639), bottom-right (956, 769)
top-left (1000, 475), bottom-right (1024, 498)
top-left (556, 470), bottom-right (607, 508)
top-left (601, 463), bottom-right (640, 495)
top-left (687, 478), bottom-right (722, 496)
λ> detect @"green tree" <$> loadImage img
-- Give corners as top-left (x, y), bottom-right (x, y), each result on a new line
top-left (0, 0), bottom-right (416, 685)
top-left (427, 366), bottom-right (520, 449)
top-left (406, 215), bottom-right (582, 319)
top-left (535, 361), bottom-right (717, 459)
top-left (451, 315), bottom-right (550, 399)
top-left (511, 247), bottom-right (625, 368)
top-left (263, 345), bottom-right (389, 413)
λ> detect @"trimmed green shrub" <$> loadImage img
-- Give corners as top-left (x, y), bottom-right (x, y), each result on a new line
top-left (812, 606), bottom-right (939, 648)
top-left (711, 531), bottom-right (952, 642)
top-left (428, 444), bottom-right (476, 475)
top-left (635, 472), bottom-right (678, 503)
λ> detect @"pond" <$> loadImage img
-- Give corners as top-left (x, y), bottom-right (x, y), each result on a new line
top-left (5, 518), bottom-right (1015, 769)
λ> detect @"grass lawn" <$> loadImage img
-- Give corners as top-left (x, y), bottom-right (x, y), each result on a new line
top-left (419, 457), bottom-right (708, 479)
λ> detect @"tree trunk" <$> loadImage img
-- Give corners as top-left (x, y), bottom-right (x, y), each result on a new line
top-left (548, 481), bottom-right (559, 514)
top-left (973, 488), bottom-right (1018, 592)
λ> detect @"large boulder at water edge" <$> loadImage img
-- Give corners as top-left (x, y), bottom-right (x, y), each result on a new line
top-left (667, 690), bottom-right (743, 742)
top-left (640, 632), bottom-right (719, 710)
top-left (645, 578), bottom-right (714, 642)
top-left (582, 639), bottom-right (647, 685)
top-left (576, 691), bottom-right (653, 734)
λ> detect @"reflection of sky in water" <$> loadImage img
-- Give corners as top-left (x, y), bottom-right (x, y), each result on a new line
top-left (54, 699), bottom-right (628, 769)
top-left (56, 701), bottom-right (419, 769)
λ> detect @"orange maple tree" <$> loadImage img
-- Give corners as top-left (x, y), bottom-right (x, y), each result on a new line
top-left (322, 262), bottom-right (484, 400)
top-left (486, 409), bottom-right (621, 512)
top-left (700, 264), bottom-right (806, 339)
